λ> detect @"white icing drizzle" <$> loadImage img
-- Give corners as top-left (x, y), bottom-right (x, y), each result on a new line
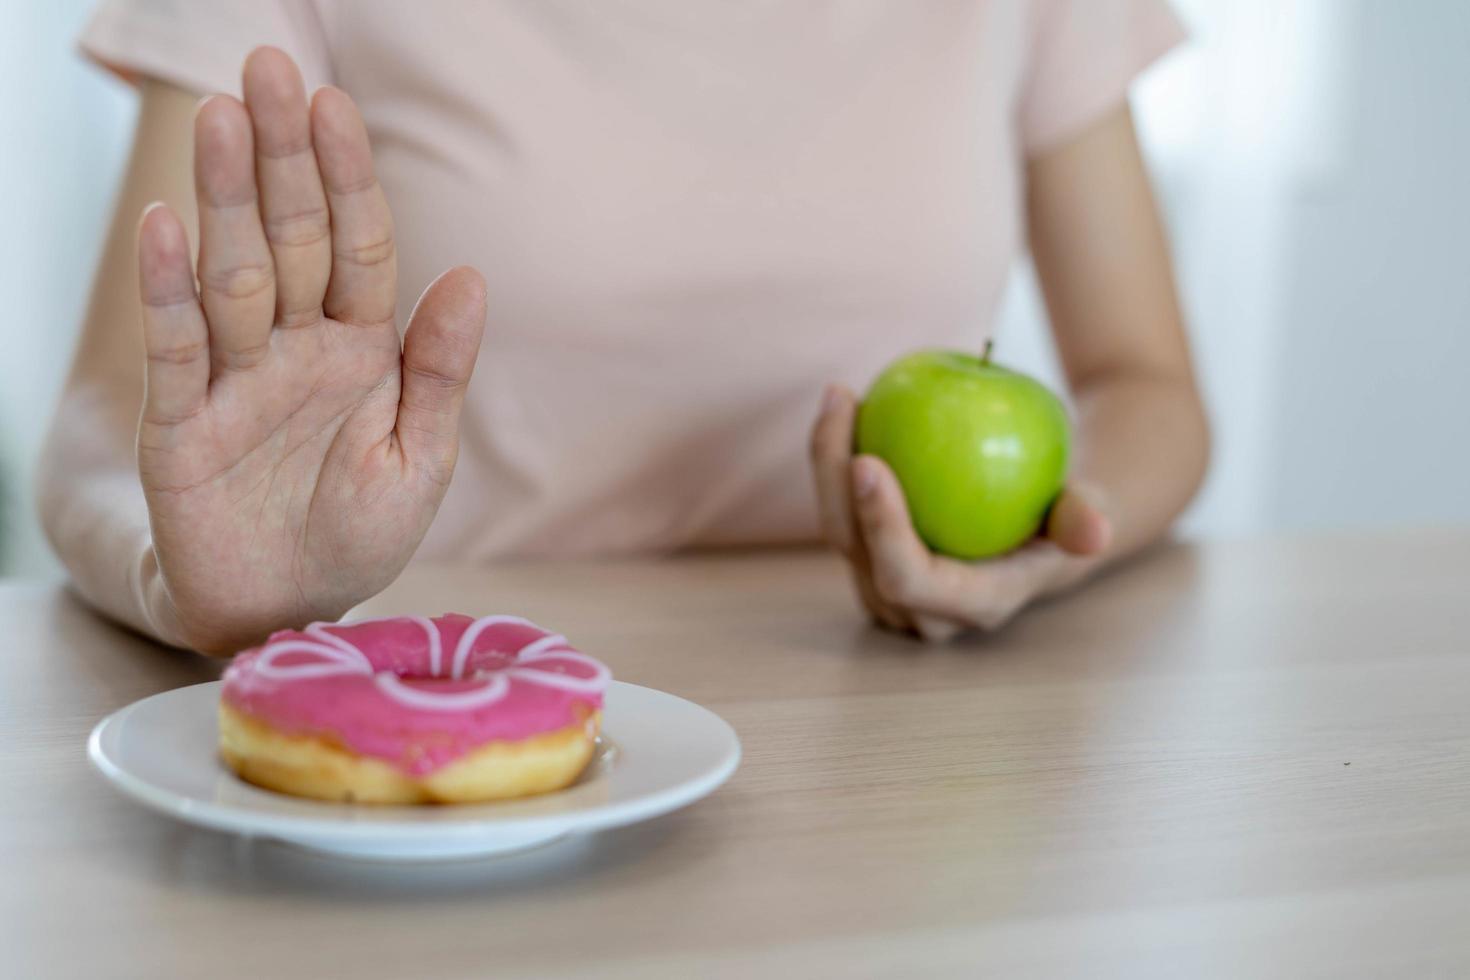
top-left (448, 614), bottom-right (539, 679)
top-left (254, 640), bottom-right (372, 681)
top-left (405, 615), bottom-right (444, 676)
top-left (515, 632), bottom-right (569, 659)
top-left (250, 614), bottom-right (609, 713)
top-left (511, 647), bottom-right (612, 696)
top-left (303, 623), bottom-right (370, 663)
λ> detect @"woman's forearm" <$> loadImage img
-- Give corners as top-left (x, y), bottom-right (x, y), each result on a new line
top-left (36, 80), bottom-right (205, 647)
top-left (37, 386), bottom-right (183, 646)
top-left (1051, 370), bottom-right (1209, 588)
top-left (1022, 105), bottom-right (1210, 592)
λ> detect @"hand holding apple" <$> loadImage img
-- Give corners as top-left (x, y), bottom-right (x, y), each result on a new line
top-left (809, 345), bottom-right (1112, 641)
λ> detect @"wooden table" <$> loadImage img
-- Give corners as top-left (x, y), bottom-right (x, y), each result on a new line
top-left (5, 531), bottom-right (1470, 978)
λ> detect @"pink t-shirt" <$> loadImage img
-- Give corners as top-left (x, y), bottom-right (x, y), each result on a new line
top-left (81, 0), bottom-right (1182, 560)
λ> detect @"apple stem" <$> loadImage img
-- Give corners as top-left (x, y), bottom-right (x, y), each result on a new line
top-left (981, 339), bottom-right (994, 365)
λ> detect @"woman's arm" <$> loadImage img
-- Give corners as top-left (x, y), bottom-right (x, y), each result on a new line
top-left (1027, 103), bottom-right (1209, 566)
top-left (38, 49), bottom-right (487, 654)
top-left (809, 104), bottom-right (1209, 640)
top-left (37, 79), bottom-right (200, 642)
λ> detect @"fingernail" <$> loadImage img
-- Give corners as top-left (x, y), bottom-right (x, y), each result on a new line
top-left (821, 385), bottom-right (841, 416)
top-left (853, 458), bottom-right (878, 499)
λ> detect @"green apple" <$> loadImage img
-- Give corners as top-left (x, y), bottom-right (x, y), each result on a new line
top-left (855, 345), bottom-right (1070, 560)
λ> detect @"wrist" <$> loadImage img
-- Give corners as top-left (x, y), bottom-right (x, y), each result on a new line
top-left (137, 546), bottom-right (353, 656)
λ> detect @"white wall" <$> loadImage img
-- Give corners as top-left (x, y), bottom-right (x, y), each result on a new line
top-left (1, 0), bottom-right (1467, 576)
top-left (0, 1), bottom-right (135, 575)
top-left (998, 0), bottom-right (1470, 536)
top-left (1264, 0), bottom-right (1470, 529)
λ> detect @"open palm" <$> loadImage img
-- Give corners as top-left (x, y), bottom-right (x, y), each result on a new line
top-left (135, 48), bottom-right (486, 653)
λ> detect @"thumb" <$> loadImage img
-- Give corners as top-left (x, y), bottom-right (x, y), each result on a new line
top-left (396, 266), bottom-right (488, 479)
top-left (1044, 484), bottom-right (1112, 556)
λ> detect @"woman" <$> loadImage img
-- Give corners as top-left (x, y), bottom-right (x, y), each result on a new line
top-left (40, 0), bottom-right (1208, 652)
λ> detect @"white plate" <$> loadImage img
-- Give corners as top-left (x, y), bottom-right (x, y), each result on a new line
top-left (88, 680), bottom-right (739, 861)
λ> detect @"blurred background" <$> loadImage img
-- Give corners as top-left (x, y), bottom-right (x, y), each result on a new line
top-left (2, 0), bottom-right (1467, 576)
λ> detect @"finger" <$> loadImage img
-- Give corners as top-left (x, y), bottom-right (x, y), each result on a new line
top-left (808, 384), bottom-right (860, 555)
top-left (855, 456), bottom-right (1054, 632)
top-left (808, 386), bottom-right (912, 628)
top-left (851, 563), bottom-right (912, 632)
top-left (852, 455), bottom-right (945, 606)
top-left (243, 47), bottom-right (330, 327)
top-left (137, 203), bottom-right (210, 424)
top-left (194, 94), bottom-right (276, 372)
top-left (395, 266), bottom-right (488, 483)
top-left (1045, 484), bottom-right (1113, 556)
top-left (852, 454), bottom-right (987, 620)
top-left (311, 85), bottom-right (396, 328)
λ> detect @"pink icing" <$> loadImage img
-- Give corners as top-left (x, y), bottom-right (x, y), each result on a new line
top-left (221, 614), bottom-right (610, 776)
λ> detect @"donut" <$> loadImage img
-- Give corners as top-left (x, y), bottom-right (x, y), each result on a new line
top-left (219, 613), bottom-right (611, 804)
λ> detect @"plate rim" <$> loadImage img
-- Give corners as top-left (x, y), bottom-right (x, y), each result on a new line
top-left (88, 679), bottom-right (740, 842)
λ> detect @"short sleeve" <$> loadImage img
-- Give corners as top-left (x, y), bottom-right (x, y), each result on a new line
top-left (1018, 0), bottom-right (1185, 158)
top-left (78, 0), bottom-right (334, 97)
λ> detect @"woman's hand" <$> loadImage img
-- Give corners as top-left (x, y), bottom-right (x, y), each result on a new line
top-left (809, 106), bottom-right (1211, 640)
top-left (134, 48), bottom-right (486, 653)
top-left (809, 385), bottom-right (1111, 641)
